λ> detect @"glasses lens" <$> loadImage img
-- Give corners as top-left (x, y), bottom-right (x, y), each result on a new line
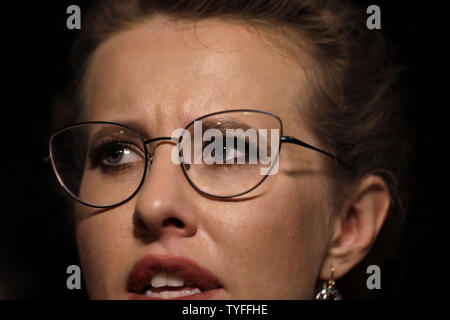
top-left (180, 111), bottom-right (281, 197)
top-left (50, 123), bottom-right (147, 207)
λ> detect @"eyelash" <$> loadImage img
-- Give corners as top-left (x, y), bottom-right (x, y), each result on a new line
top-left (203, 137), bottom-right (258, 166)
top-left (88, 138), bottom-right (144, 174)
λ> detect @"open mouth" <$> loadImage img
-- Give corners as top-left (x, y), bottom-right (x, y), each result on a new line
top-left (139, 271), bottom-right (205, 299)
top-left (127, 254), bottom-right (223, 300)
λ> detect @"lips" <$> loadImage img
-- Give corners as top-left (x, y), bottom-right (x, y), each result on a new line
top-left (127, 254), bottom-right (222, 300)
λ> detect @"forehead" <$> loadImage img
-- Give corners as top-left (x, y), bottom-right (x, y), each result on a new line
top-left (82, 15), bottom-right (308, 134)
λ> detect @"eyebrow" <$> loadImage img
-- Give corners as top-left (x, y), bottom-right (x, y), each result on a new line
top-left (199, 119), bottom-right (253, 132)
top-left (109, 119), bottom-right (152, 140)
top-left (110, 118), bottom-right (256, 139)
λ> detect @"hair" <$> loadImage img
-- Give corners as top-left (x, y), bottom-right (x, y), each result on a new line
top-left (53, 0), bottom-right (413, 298)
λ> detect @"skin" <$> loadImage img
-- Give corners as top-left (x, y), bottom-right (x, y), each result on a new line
top-left (75, 15), bottom-right (390, 299)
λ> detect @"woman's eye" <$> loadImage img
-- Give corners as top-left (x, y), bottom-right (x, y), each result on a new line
top-left (203, 137), bottom-right (255, 165)
top-left (90, 141), bottom-right (143, 170)
top-left (104, 146), bottom-right (140, 165)
top-left (222, 144), bottom-right (245, 162)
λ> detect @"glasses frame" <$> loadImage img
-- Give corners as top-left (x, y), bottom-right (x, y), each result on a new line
top-left (49, 109), bottom-right (344, 208)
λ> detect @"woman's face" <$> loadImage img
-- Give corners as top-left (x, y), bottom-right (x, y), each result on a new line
top-left (76, 16), bottom-right (336, 299)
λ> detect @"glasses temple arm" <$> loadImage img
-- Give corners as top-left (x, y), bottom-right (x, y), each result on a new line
top-left (281, 136), bottom-right (345, 165)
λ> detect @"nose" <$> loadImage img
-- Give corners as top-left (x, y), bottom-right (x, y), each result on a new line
top-left (133, 142), bottom-right (198, 241)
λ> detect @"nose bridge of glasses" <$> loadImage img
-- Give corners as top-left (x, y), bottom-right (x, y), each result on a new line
top-left (144, 136), bottom-right (179, 159)
top-left (140, 136), bottom-right (186, 194)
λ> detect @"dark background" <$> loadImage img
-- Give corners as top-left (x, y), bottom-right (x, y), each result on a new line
top-left (1, 1), bottom-right (439, 299)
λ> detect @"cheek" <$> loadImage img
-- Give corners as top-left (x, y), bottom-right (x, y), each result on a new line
top-left (210, 176), bottom-right (331, 299)
top-left (74, 204), bottom-right (134, 299)
top-left (72, 173), bottom-right (333, 299)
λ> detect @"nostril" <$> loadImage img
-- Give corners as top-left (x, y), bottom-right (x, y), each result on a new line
top-left (162, 217), bottom-right (185, 228)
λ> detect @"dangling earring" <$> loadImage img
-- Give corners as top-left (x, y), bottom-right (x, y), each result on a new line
top-left (315, 266), bottom-right (343, 300)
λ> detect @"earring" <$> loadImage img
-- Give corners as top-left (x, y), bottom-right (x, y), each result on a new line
top-left (315, 266), bottom-right (343, 300)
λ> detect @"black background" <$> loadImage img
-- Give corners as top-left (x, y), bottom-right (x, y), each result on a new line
top-left (1, 0), bottom-right (439, 299)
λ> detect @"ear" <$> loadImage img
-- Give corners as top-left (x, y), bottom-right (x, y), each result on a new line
top-left (319, 175), bottom-right (390, 280)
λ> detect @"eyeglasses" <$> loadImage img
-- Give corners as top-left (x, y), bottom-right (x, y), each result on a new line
top-left (48, 109), bottom-right (343, 208)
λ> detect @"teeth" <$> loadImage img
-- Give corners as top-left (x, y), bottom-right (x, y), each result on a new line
top-left (167, 274), bottom-right (184, 287)
top-left (145, 288), bottom-right (201, 299)
top-left (190, 288), bottom-right (201, 295)
top-left (151, 272), bottom-right (167, 288)
top-left (150, 272), bottom-right (184, 288)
